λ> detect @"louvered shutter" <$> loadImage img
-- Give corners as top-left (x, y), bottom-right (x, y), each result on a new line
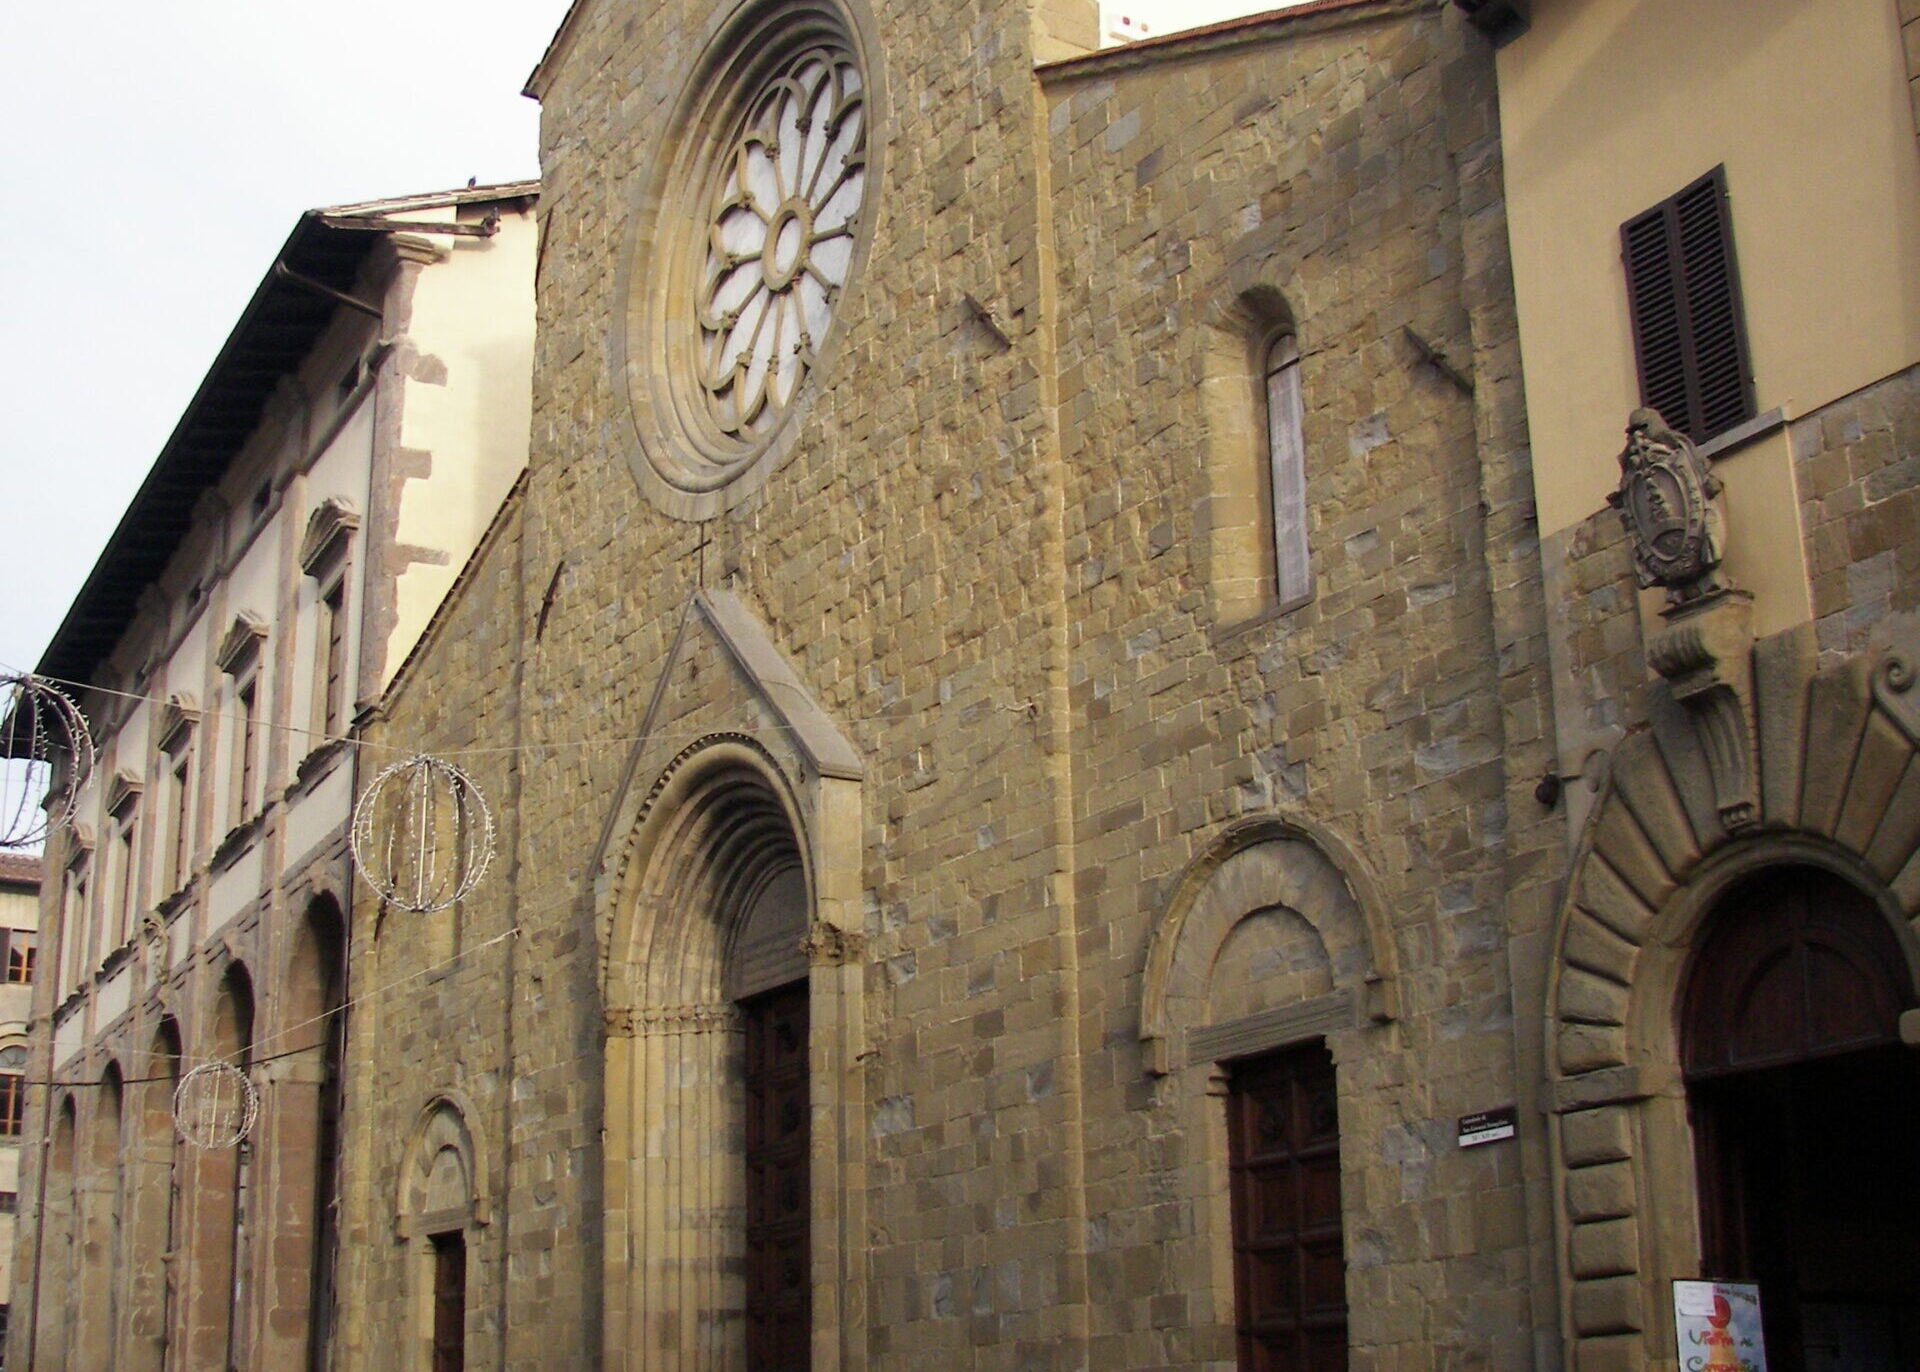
top-left (1621, 166), bottom-right (1756, 443)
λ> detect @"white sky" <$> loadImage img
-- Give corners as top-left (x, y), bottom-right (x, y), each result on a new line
top-left (0, 0), bottom-right (1292, 680)
top-left (0, 0), bottom-right (573, 679)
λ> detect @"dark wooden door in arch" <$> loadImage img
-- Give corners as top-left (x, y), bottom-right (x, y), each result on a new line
top-left (1226, 1042), bottom-right (1346, 1372)
top-left (743, 980), bottom-right (810, 1370)
top-left (1682, 865), bottom-right (1920, 1372)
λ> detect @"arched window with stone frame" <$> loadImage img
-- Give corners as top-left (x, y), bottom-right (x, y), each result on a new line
top-left (1262, 329), bottom-right (1310, 609)
top-left (0, 1040), bottom-right (25, 1138)
top-left (1204, 285), bottom-right (1314, 625)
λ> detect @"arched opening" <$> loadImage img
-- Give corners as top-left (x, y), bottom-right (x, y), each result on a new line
top-left (38, 1095), bottom-right (79, 1369)
top-left (269, 896), bottom-right (348, 1372)
top-left (1202, 284), bottom-right (1313, 624)
top-left (127, 1018), bottom-right (181, 1371)
top-left (183, 963), bottom-right (254, 1368)
top-left (1138, 819), bottom-right (1399, 1365)
top-left (75, 1062), bottom-right (126, 1367)
top-left (397, 1097), bottom-right (485, 1372)
top-left (1682, 866), bottom-right (1920, 1370)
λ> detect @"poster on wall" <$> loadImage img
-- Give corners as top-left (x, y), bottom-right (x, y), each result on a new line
top-left (1672, 1280), bottom-right (1767, 1372)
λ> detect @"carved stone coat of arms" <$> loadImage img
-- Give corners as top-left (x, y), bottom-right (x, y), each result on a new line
top-left (1608, 407), bottom-right (1728, 606)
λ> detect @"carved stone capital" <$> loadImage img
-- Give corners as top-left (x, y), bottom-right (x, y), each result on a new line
top-left (606, 1003), bottom-right (740, 1038)
top-left (1646, 592), bottom-right (1757, 831)
top-left (800, 920), bottom-right (866, 967)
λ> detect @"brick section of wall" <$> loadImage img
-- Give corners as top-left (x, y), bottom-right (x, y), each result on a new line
top-left (1542, 512), bottom-right (1657, 743)
top-left (1795, 362), bottom-right (1920, 663)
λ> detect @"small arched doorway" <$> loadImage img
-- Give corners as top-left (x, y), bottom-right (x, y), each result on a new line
top-left (1682, 866), bottom-right (1920, 1370)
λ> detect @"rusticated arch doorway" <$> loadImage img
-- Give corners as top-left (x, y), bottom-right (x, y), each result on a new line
top-left (1682, 866), bottom-right (1920, 1371)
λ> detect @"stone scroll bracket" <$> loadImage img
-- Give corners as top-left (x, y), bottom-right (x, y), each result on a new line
top-left (1646, 591), bottom-right (1757, 833)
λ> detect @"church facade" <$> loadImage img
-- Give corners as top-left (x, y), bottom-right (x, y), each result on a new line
top-left (334, 1), bottom-right (1564, 1368)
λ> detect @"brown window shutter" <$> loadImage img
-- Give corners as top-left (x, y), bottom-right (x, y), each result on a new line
top-left (1621, 166), bottom-right (1756, 443)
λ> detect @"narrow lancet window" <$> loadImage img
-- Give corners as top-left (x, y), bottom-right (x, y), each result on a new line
top-left (1265, 335), bottom-right (1310, 608)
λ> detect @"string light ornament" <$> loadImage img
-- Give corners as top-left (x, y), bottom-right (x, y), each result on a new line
top-left (173, 1061), bottom-right (259, 1149)
top-left (0, 674), bottom-right (94, 850)
top-left (351, 754), bottom-right (496, 913)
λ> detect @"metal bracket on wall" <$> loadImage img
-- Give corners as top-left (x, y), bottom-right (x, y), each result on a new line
top-left (1404, 327), bottom-right (1473, 396)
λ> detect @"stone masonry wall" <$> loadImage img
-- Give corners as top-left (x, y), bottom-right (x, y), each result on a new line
top-left (342, 2), bottom-right (1565, 1369)
top-left (1041, 5), bottom-right (1560, 1367)
top-left (1795, 362), bottom-right (1920, 664)
top-left (337, 487), bottom-right (545, 1367)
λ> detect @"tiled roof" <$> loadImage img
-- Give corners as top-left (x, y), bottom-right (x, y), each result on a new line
top-left (0, 852), bottom-right (43, 886)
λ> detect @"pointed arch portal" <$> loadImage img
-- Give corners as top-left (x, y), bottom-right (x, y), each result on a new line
top-left (595, 590), bottom-right (867, 1372)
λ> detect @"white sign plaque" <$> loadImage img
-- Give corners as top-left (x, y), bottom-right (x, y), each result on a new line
top-left (1671, 1280), bottom-right (1766, 1372)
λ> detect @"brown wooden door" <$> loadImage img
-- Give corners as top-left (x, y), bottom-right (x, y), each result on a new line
top-left (430, 1231), bottom-right (466, 1372)
top-left (744, 981), bottom-right (810, 1370)
top-left (1229, 1043), bottom-right (1346, 1372)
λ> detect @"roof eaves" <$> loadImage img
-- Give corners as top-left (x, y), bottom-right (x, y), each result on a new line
top-left (0, 852), bottom-right (44, 886)
top-left (34, 212), bottom-right (383, 688)
top-left (525, 0), bottom-right (592, 101)
top-left (317, 179), bottom-right (540, 218)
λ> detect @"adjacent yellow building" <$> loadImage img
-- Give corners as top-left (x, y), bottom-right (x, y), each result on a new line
top-left (1480, 1), bottom-right (1920, 1367)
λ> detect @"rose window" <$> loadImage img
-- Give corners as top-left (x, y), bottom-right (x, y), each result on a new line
top-left (621, 4), bottom-right (880, 520)
top-left (699, 49), bottom-right (866, 439)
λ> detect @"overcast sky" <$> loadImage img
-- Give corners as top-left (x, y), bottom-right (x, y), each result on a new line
top-left (0, 0), bottom-right (1290, 681)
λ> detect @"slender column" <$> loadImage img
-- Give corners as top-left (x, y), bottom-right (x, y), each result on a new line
top-left (621, 1006), bottom-right (742, 1372)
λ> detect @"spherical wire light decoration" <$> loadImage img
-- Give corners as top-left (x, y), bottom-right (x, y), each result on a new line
top-left (173, 1061), bottom-right (260, 1150)
top-left (0, 673), bottom-right (94, 850)
top-left (350, 754), bottom-right (496, 913)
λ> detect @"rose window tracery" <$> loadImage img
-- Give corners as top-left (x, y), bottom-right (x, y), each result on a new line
top-left (621, 4), bottom-right (880, 520)
top-left (699, 49), bottom-right (867, 438)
